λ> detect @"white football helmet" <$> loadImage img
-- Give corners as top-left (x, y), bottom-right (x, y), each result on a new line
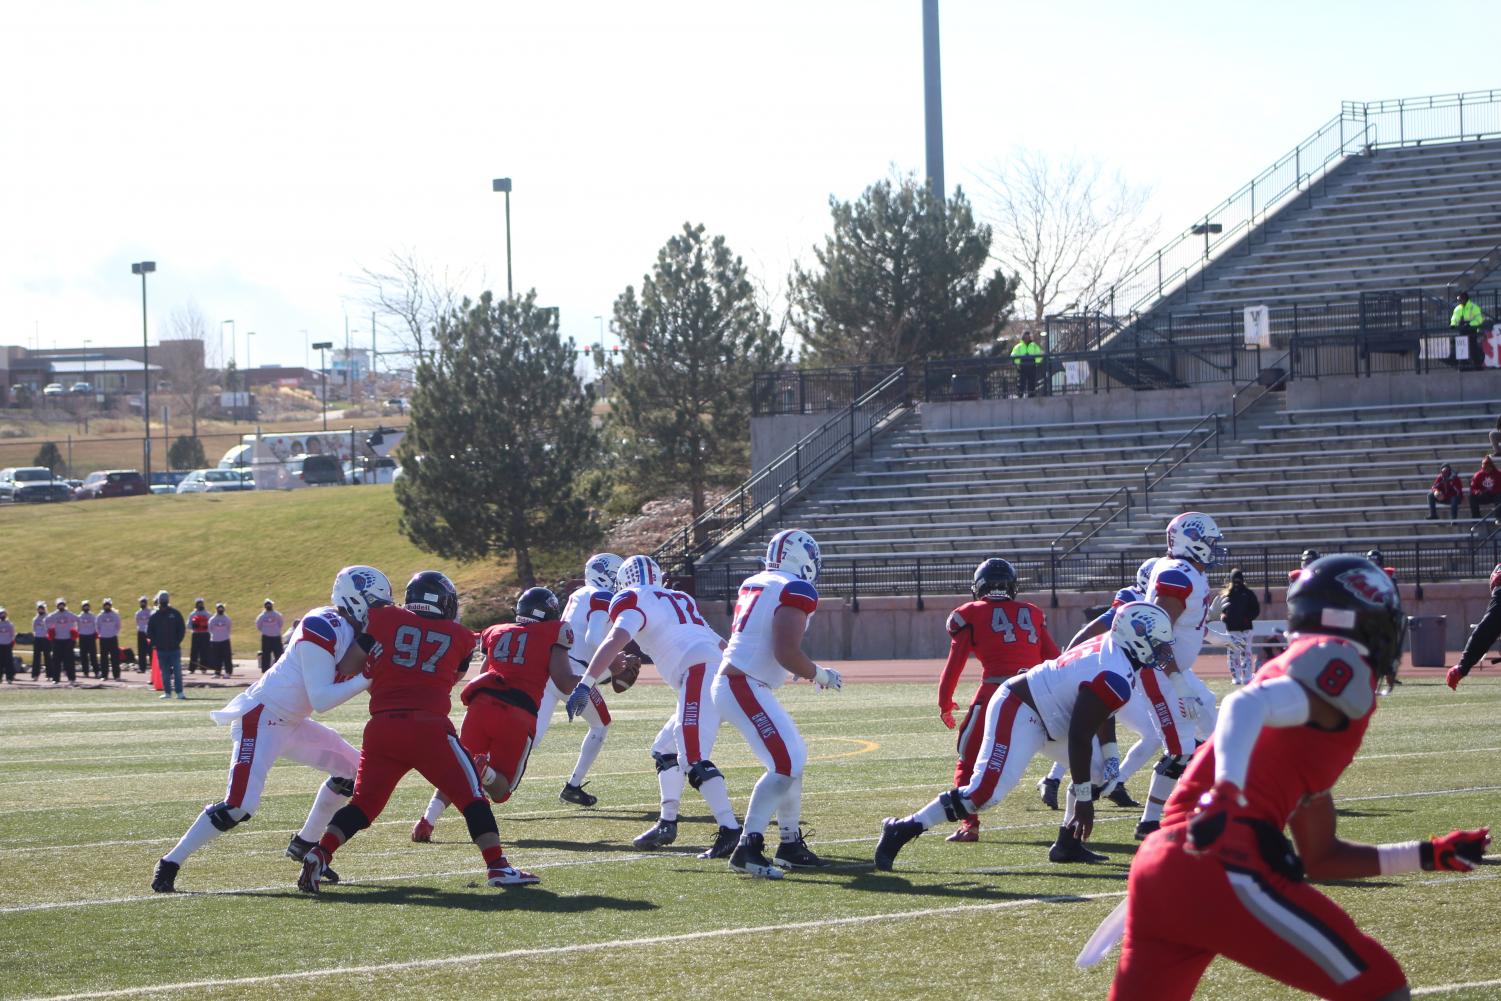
top-left (331, 565), bottom-right (392, 628)
top-left (1165, 512), bottom-right (1227, 566)
top-left (618, 555), bottom-right (661, 590)
top-left (765, 529), bottom-right (822, 583)
top-left (1111, 601), bottom-right (1175, 670)
top-left (584, 553), bottom-right (624, 592)
top-left (1134, 557), bottom-right (1158, 594)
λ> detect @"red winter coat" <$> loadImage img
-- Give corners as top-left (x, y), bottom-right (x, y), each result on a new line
top-left (1473, 460), bottom-right (1501, 497)
top-left (1431, 471), bottom-right (1464, 501)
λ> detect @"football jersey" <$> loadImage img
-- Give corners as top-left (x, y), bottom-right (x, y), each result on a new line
top-left (608, 586), bottom-right (723, 689)
top-left (465, 619), bottom-right (571, 711)
top-left (212, 606), bottom-right (362, 723)
top-left (720, 569), bottom-right (818, 690)
top-left (1021, 633), bottom-right (1136, 742)
top-left (939, 598), bottom-right (1060, 707)
top-left (1148, 557), bottom-right (1213, 671)
top-left (365, 603), bottom-right (478, 717)
top-left (561, 585), bottom-right (613, 672)
top-left (1163, 635), bottom-right (1376, 830)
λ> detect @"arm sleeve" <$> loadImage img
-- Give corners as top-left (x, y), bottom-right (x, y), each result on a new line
top-left (1459, 590), bottom-right (1501, 671)
top-left (1213, 676), bottom-right (1312, 788)
top-left (302, 643), bottom-right (371, 714)
top-left (937, 612), bottom-right (973, 707)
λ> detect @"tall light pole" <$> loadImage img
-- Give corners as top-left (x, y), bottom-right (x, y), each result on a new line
top-left (245, 331), bottom-right (255, 370)
top-left (221, 319), bottom-right (235, 374)
top-left (492, 177), bottom-right (513, 298)
top-left (132, 261), bottom-right (156, 482)
top-left (312, 341), bottom-right (333, 431)
top-left (922, 0), bottom-right (945, 199)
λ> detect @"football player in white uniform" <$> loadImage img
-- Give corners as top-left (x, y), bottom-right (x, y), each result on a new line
top-left (568, 555), bottom-right (743, 859)
top-left (1132, 511), bottom-right (1226, 841)
top-left (713, 529), bottom-right (842, 879)
top-left (151, 566), bottom-right (392, 892)
top-left (875, 602), bottom-right (1175, 870)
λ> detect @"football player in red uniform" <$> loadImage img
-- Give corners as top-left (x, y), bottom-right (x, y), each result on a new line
top-left (937, 558), bottom-right (1059, 842)
top-left (1107, 555), bottom-right (1491, 1000)
top-left (297, 571), bottom-right (525, 892)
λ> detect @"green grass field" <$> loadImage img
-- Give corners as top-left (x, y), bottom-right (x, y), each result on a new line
top-left (1, 675), bottom-right (1497, 1000)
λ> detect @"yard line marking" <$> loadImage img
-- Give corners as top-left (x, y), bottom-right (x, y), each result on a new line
top-left (14, 890), bottom-right (1129, 1000)
top-left (1413, 978), bottom-right (1501, 996)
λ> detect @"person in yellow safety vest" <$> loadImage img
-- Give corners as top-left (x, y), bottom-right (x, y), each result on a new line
top-left (1010, 329), bottom-right (1044, 397)
top-left (1452, 291), bottom-right (1486, 370)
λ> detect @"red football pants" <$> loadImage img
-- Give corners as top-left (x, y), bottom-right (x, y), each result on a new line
top-left (954, 682), bottom-right (1003, 788)
top-left (1111, 827), bottom-right (1405, 1001)
top-left (459, 699), bottom-right (537, 801)
top-left (350, 712), bottom-right (486, 820)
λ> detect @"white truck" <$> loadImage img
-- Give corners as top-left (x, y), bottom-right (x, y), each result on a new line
top-left (218, 426), bottom-right (406, 490)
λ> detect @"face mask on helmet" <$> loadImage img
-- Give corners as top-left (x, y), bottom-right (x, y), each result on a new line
top-left (765, 529), bottom-right (822, 583)
top-left (618, 556), bottom-right (661, 589)
top-left (585, 553), bottom-right (624, 592)
top-left (1166, 513), bottom-right (1227, 566)
top-left (1111, 601), bottom-right (1175, 670)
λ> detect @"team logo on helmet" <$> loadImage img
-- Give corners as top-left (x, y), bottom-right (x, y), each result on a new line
top-left (349, 569), bottom-right (380, 593)
top-left (1334, 567), bottom-right (1394, 608)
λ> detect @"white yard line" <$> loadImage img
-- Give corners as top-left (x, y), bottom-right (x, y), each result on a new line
top-left (1413, 978), bottom-right (1501, 996)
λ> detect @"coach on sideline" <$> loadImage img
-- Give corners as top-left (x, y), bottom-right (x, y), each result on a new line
top-left (148, 591), bottom-right (187, 700)
top-left (255, 599), bottom-right (284, 672)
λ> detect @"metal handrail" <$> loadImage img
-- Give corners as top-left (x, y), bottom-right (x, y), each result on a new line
top-left (1141, 414), bottom-right (1222, 510)
top-left (1231, 350), bottom-right (1292, 438)
top-left (1445, 238), bottom-right (1501, 296)
top-left (1050, 487), bottom-right (1133, 560)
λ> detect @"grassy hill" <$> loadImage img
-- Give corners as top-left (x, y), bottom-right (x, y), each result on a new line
top-left (0, 486), bottom-right (501, 651)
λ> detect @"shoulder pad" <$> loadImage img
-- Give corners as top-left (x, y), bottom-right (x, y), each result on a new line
top-left (608, 589), bottom-right (642, 621)
top-left (1284, 638), bottom-right (1376, 721)
top-left (946, 608), bottom-right (970, 635)
top-left (778, 578), bottom-right (818, 613)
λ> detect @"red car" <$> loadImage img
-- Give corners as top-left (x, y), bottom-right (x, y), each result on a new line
top-left (75, 469), bottom-right (148, 499)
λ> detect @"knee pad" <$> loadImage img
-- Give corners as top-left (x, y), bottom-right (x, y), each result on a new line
top-left (938, 789), bottom-right (973, 822)
top-left (1154, 754), bottom-right (1187, 780)
top-left (686, 760), bottom-right (723, 790)
top-left (325, 775), bottom-right (355, 798)
top-left (328, 803), bottom-right (371, 840)
top-left (462, 799), bottom-right (499, 842)
top-left (204, 801), bottom-right (251, 831)
top-left (652, 751), bottom-right (680, 774)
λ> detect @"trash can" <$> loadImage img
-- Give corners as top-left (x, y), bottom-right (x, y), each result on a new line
top-left (1408, 615), bottom-right (1446, 667)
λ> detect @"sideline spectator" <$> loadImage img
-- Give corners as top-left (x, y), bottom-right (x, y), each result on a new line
top-left (47, 598), bottom-right (78, 684)
top-left (134, 596), bottom-right (152, 674)
top-left (30, 601), bottom-right (49, 680)
top-left (148, 591), bottom-right (187, 700)
top-left (1448, 563), bottom-right (1501, 690)
top-left (1287, 548), bottom-right (1320, 584)
top-left (187, 598), bottom-right (210, 674)
top-left (1011, 329), bottom-right (1044, 398)
top-left (1366, 549), bottom-right (1398, 579)
top-left (97, 598), bottom-right (123, 680)
top-left (1471, 455), bottom-right (1501, 521)
top-left (1489, 415), bottom-right (1501, 457)
top-left (77, 600), bottom-right (99, 678)
top-left (1428, 463), bottom-right (1464, 522)
top-left (0, 608), bottom-right (14, 683)
top-left (255, 599), bottom-right (284, 673)
top-left (1452, 291), bottom-right (1486, 370)
top-left (1219, 568), bottom-right (1261, 686)
top-left (208, 602), bottom-right (233, 678)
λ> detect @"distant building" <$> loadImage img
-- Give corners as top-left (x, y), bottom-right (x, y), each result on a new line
top-left (242, 366), bottom-right (322, 391)
top-left (331, 348), bottom-right (370, 385)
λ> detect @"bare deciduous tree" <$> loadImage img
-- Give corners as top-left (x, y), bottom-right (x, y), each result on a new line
top-left (161, 303), bottom-right (217, 437)
top-left (350, 250), bottom-right (471, 364)
top-left (977, 151), bottom-right (1157, 340)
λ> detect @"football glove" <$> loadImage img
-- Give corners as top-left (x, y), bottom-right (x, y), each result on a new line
top-left (611, 653), bottom-right (641, 694)
top-left (1168, 673), bottom-right (1199, 722)
top-left (1423, 827), bottom-right (1491, 872)
top-left (1185, 780), bottom-right (1248, 855)
top-left (565, 681), bottom-right (592, 721)
top-left (813, 666), bottom-right (842, 691)
top-left (940, 700), bottom-right (958, 730)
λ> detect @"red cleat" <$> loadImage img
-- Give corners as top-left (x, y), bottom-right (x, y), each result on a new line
top-left (411, 818), bottom-right (434, 843)
top-left (946, 817), bottom-right (980, 842)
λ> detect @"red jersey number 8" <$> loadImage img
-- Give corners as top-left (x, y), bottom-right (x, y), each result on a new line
top-left (1316, 658), bottom-right (1354, 697)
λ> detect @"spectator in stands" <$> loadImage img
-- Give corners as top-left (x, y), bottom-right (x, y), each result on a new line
top-left (1287, 548), bottom-right (1320, 584)
top-left (208, 602), bottom-right (232, 677)
top-left (148, 590), bottom-right (187, 700)
top-left (256, 599), bottom-right (284, 673)
top-left (1471, 455), bottom-right (1501, 521)
top-left (1218, 569), bottom-right (1261, 686)
top-left (1429, 463), bottom-right (1464, 522)
top-left (1011, 329), bottom-right (1044, 398)
top-left (1451, 291), bottom-right (1486, 370)
top-left (0, 608), bottom-right (14, 683)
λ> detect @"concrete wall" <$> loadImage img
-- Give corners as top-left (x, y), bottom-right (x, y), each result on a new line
top-left (750, 413), bottom-right (838, 473)
top-left (919, 383), bottom-right (1239, 431)
top-left (1285, 368), bottom-right (1501, 410)
top-left (700, 580), bottom-right (1488, 661)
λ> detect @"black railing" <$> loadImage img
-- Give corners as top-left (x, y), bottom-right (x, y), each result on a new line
top-left (751, 365), bottom-right (903, 416)
top-left (1141, 414), bottom-right (1222, 512)
top-left (1050, 487), bottom-right (1133, 561)
top-left (655, 368), bottom-right (912, 570)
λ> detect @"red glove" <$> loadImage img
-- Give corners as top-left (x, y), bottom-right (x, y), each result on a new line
top-left (939, 700), bottom-right (957, 730)
top-left (1185, 780), bottom-right (1248, 855)
top-left (1423, 828), bottom-right (1491, 872)
top-left (1447, 665), bottom-right (1467, 690)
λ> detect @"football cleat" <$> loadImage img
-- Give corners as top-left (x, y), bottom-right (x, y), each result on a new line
top-left (698, 825), bottom-right (742, 860)
top-left (559, 782), bottom-right (598, 807)
top-left (297, 846), bottom-right (329, 894)
top-left (1038, 777), bottom-right (1060, 810)
top-left (874, 817), bottom-right (923, 871)
top-left (774, 829), bottom-right (829, 868)
top-left (633, 818), bottom-right (678, 850)
top-left (1134, 820), bottom-right (1160, 841)
top-left (151, 858), bottom-right (179, 893)
top-left (946, 816), bottom-right (980, 842)
top-left (1107, 785), bottom-right (1140, 809)
top-left (411, 818), bottom-right (434, 843)
top-left (1049, 826), bottom-right (1108, 864)
top-left (728, 832), bottom-right (785, 879)
top-left (285, 834), bottom-right (315, 861)
top-left (487, 862), bottom-right (541, 886)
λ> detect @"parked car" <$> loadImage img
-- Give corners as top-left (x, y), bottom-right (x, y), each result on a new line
top-left (75, 469), bottom-right (148, 499)
top-left (42, 383), bottom-right (65, 398)
top-left (69, 382), bottom-right (93, 394)
top-left (148, 470), bottom-right (189, 495)
top-left (0, 466), bottom-right (72, 503)
top-left (344, 456), bottom-right (398, 484)
top-left (177, 468), bottom-right (256, 494)
top-left (285, 453), bottom-right (344, 487)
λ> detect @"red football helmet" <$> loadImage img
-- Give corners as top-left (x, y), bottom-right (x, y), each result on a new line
top-left (1489, 564), bottom-right (1501, 591)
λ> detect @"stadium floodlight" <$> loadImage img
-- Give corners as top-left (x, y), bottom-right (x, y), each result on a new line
top-left (492, 177), bottom-right (513, 298)
top-left (1191, 222), bottom-right (1224, 260)
top-left (131, 261), bottom-right (156, 482)
top-left (312, 341), bottom-right (335, 431)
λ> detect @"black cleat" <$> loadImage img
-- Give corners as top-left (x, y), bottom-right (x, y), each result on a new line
top-left (1038, 777), bottom-right (1060, 810)
top-left (151, 858), bottom-right (179, 893)
top-left (1107, 785), bottom-right (1140, 809)
top-left (633, 818), bottom-right (678, 850)
top-left (1134, 820), bottom-right (1160, 841)
top-left (1049, 826), bottom-right (1109, 864)
top-left (559, 782), bottom-right (598, 807)
top-left (874, 816), bottom-right (923, 871)
top-left (774, 829), bottom-right (829, 868)
top-left (285, 834), bottom-right (315, 861)
top-left (728, 832), bottom-right (784, 879)
top-left (698, 825), bottom-right (742, 860)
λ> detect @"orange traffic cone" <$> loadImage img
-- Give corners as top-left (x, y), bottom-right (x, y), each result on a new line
top-left (151, 650), bottom-right (162, 691)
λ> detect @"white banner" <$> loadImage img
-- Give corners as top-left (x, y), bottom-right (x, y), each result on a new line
top-left (1063, 360), bottom-right (1089, 386)
top-left (1243, 305), bottom-right (1271, 348)
top-left (1455, 335), bottom-right (1471, 361)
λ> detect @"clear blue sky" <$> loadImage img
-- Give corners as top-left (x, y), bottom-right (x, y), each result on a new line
top-left (1, 0), bottom-right (1493, 369)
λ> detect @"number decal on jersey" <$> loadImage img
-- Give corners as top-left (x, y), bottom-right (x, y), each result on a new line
top-left (491, 631), bottom-right (530, 665)
top-left (655, 590), bottom-right (706, 626)
top-left (731, 585), bottom-right (765, 633)
top-left (990, 606), bottom-right (1038, 644)
top-left (391, 625), bottom-right (453, 673)
top-left (1316, 658), bottom-right (1354, 697)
